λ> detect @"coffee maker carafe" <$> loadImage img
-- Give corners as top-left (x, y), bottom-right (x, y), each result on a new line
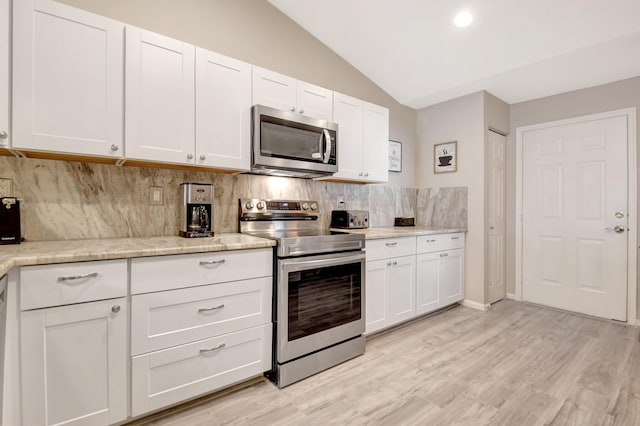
top-left (179, 183), bottom-right (214, 238)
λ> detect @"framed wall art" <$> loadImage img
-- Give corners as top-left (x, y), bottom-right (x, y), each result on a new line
top-left (434, 141), bottom-right (457, 173)
top-left (388, 140), bottom-right (402, 172)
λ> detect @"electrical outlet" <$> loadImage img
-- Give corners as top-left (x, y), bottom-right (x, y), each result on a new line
top-left (0, 178), bottom-right (12, 197)
top-left (337, 195), bottom-right (346, 209)
top-left (149, 186), bottom-right (163, 206)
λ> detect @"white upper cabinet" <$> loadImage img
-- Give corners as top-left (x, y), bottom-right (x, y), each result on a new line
top-left (332, 93), bottom-right (364, 180)
top-left (0, 0), bottom-right (9, 149)
top-left (296, 80), bottom-right (333, 122)
top-left (252, 66), bottom-right (332, 121)
top-left (332, 92), bottom-right (389, 183)
top-left (363, 101), bottom-right (389, 182)
top-left (12, 0), bottom-right (124, 158)
top-left (125, 26), bottom-right (195, 165)
top-left (195, 48), bottom-right (251, 171)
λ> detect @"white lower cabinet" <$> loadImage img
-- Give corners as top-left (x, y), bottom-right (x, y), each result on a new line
top-left (366, 233), bottom-right (465, 335)
top-left (416, 233), bottom-right (465, 315)
top-left (365, 237), bottom-right (416, 334)
top-left (21, 298), bottom-right (128, 426)
top-left (130, 248), bottom-right (273, 418)
top-left (19, 260), bottom-right (128, 426)
top-left (416, 249), bottom-right (465, 314)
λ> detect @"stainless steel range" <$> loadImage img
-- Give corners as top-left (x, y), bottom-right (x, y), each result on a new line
top-left (239, 198), bottom-right (366, 388)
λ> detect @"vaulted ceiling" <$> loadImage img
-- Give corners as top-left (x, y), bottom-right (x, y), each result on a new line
top-left (269, 0), bottom-right (640, 109)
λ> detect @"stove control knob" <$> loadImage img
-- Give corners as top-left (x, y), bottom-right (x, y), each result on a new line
top-left (301, 202), bottom-right (309, 210)
top-left (256, 201), bottom-right (266, 210)
top-left (245, 201), bottom-right (254, 210)
top-left (310, 202), bottom-right (318, 211)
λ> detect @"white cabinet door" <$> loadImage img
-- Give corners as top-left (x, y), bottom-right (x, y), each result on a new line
top-left (252, 66), bottom-right (332, 120)
top-left (252, 66), bottom-right (296, 112)
top-left (0, 0), bottom-right (8, 149)
top-left (125, 26), bottom-right (195, 165)
top-left (21, 298), bottom-right (127, 426)
top-left (332, 92), bottom-right (363, 180)
top-left (196, 48), bottom-right (251, 170)
top-left (297, 81), bottom-right (332, 121)
top-left (363, 101), bottom-right (389, 182)
top-left (13, 0), bottom-right (124, 158)
top-left (416, 252), bottom-right (440, 315)
top-left (365, 259), bottom-right (388, 334)
top-left (387, 255), bottom-right (416, 326)
top-left (440, 249), bottom-right (464, 306)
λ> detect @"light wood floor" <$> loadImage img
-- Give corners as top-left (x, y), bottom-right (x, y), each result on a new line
top-left (139, 300), bottom-right (640, 425)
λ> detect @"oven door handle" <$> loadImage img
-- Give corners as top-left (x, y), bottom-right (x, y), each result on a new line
top-left (280, 251), bottom-right (365, 271)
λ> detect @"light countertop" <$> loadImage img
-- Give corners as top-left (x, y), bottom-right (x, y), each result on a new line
top-left (0, 234), bottom-right (276, 277)
top-left (332, 226), bottom-right (467, 240)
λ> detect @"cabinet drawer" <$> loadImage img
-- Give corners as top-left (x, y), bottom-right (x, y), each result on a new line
top-left (131, 248), bottom-right (272, 294)
top-left (366, 237), bottom-right (415, 261)
top-left (416, 233), bottom-right (464, 254)
top-left (131, 323), bottom-right (271, 417)
top-left (20, 260), bottom-right (127, 311)
top-left (131, 277), bottom-right (271, 355)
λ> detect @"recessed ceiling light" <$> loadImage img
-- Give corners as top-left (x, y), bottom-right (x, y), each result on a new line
top-left (454, 11), bottom-right (473, 27)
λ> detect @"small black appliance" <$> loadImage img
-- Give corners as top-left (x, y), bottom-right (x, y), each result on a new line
top-left (0, 197), bottom-right (21, 244)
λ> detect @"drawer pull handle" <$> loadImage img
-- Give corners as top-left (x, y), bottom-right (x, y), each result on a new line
top-left (57, 272), bottom-right (98, 282)
top-left (199, 343), bottom-right (226, 354)
top-left (451, 236), bottom-right (459, 240)
top-left (427, 239), bottom-right (435, 243)
top-left (199, 259), bottom-right (225, 266)
top-left (440, 253), bottom-right (449, 258)
top-left (385, 242), bottom-right (397, 247)
top-left (198, 304), bottom-right (225, 313)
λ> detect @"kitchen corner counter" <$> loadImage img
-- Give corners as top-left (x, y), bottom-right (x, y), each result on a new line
top-left (332, 226), bottom-right (467, 240)
top-left (0, 234), bottom-right (276, 277)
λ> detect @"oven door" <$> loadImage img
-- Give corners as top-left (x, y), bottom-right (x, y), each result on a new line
top-left (277, 250), bottom-right (365, 363)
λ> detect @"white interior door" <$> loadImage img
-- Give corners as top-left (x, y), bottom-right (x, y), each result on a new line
top-left (522, 115), bottom-right (629, 320)
top-left (487, 131), bottom-right (506, 304)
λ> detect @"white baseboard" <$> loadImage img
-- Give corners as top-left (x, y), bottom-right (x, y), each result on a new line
top-left (506, 293), bottom-right (518, 300)
top-left (461, 299), bottom-right (490, 312)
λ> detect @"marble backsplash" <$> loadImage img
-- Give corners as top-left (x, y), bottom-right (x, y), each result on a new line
top-left (1, 156), bottom-right (466, 241)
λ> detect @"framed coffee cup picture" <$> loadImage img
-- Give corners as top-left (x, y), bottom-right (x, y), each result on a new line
top-left (434, 141), bottom-right (457, 173)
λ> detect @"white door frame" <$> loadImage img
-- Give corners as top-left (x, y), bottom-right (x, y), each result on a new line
top-left (515, 108), bottom-right (637, 324)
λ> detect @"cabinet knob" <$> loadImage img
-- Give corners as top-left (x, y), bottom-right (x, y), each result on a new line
top-left (364, 172), bottom-right (369, 177)
top-left (187, 153), bottom-right (194, 160)
top-left (291, 107), bottom-right (296, 112)
top-left (110, 144), bottom-right (119, 152)
top-left (111, 305), bottom-right (121, 313)
top-left (387, 261), bottom-right (392, 266)
top-left (299, 109), bottom-right (304, 114)
top-left (0, 130), bottom-right (7, 142)
top-left (392, 261), bottom-right (398, 266)
top-left (200, 154), bottom-right (206, 161)
top-left (358, 172), bottom-right (364, 177)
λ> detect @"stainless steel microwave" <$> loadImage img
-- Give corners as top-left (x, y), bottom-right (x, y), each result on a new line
top-left (251, 105), bottom-right (338, 178)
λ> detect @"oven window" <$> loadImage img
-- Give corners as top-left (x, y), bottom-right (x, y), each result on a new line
top-left (288, 261), bottom-right (362, 341)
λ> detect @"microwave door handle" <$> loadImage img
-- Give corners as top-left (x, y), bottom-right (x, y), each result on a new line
top-left (322, 129), bottom-right (331, 164)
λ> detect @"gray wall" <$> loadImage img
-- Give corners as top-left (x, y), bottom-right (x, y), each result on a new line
top-left (56, 0), bottom-right (417, 188)
top-left (416, 92), bottom-right (484, 304)
top-left (507, 76), bottom-right (640, 315)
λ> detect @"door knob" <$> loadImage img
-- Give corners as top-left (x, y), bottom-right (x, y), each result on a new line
top-left (615, 211), bottom-right (625, 219)
top-left (606, 226), bottom-right (625, 233)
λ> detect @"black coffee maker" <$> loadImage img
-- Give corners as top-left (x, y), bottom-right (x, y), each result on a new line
top-left (179, 183), bottom-right (214, 238)
top-left (0, 197), bottom-right (21, 244)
